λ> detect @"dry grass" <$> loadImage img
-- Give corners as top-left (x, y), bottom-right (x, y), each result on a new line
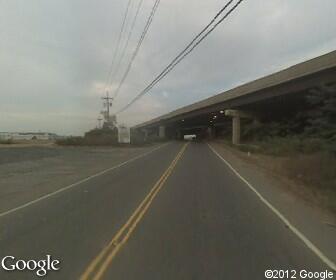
top-left (284, 152), bottom-right (336, 212)
top-left (223, 137), bottom-right (336, 213)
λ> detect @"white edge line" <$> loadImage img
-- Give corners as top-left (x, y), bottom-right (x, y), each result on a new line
top-left (207, 143), bottom-right (336, 271)
top-left (0, 143), bottom-right (169, 219)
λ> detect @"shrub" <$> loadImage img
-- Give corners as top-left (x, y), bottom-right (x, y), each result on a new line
top-left (55, 137), bottom-right (85, 146)
top-left (56, 128), bottom-right (120, 146)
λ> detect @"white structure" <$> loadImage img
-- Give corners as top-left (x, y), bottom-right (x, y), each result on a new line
top-left (118, 126), bottom-right (130, 144)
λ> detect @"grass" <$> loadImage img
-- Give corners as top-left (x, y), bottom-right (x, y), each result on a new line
top-left (223, 136), bottom-right (336, 213)
top-left (0, 139), bottom-right (14, 144)
top-left (55, 136), bottom-right (156, 147)
top-left (284, 152), bottom-right (336, 212)
top-left (56, 136), bottom-right (121, 146)
top-left (249, 137), bottom-right (331, 156)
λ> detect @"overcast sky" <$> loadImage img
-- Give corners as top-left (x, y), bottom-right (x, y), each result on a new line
top-left (0, 0), bottom-right (335, 135)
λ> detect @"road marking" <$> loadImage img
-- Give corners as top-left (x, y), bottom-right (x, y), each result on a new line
top-left (208, 143), bottom-right (336, 271)
top-left (0, 143), bottom-right (169, 219)
top-left (80, 143), bottom-right (188, 280)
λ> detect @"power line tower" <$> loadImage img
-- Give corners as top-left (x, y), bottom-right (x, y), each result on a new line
top-left (101, 91), bottom-right (117, 129)
top-left (101, 91), bottom-right (113, 121)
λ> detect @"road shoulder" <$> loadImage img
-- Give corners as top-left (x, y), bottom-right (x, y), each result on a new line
top-left (209, 141), bottom-right (336, 269)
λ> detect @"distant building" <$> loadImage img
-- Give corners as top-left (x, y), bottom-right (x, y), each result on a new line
top-left (0, 132), bottom-right (59, 141)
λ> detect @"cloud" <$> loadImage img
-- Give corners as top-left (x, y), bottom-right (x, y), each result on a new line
top-left (0, 0), bottom-right (335, 134)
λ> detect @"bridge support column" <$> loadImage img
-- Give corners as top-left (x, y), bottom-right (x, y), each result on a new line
top-left (232, 116), bottom-right (241, 145)
top-left (207, 127), bottom-right (215, 139)
top-left (143, 129), bottom-right (149, 141)
top-left (225, 109), bottom-right (257, 145)
top-left (176, 130), bottom-right (182, 140)
top-left (159, 125), bottom-right (166, 139)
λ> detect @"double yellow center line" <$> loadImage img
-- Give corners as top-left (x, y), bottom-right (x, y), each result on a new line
top-left (80, 143), bottom-right (189, 280)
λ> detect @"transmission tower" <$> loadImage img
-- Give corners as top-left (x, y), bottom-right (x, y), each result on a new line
top-left (101, 91), bottom-right (117, 129)
top-left (101, 91), bottom-right (113, 122)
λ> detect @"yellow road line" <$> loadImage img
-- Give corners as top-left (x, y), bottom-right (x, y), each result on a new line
top-left (80, 143), bottom-right (188, 280)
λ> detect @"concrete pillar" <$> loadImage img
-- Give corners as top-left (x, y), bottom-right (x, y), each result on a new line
top-left (144, 129), bottom-right (149, 141)
top-left (225, 109), bottom-right (255, 145)
top-left (207, 127), bottom-right (214, 139)
top-left (176, 130), bottom-right (182, 140)
top-left (159, 125), bottom-right (166, 138)
top-left (232, 116), bottom-right (241, 145)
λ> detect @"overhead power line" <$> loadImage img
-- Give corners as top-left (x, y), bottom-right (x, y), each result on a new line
top-left (117, 0), bottom-right (245, 114)
top-left (112, 0), bottom-right (161, 99)
top-left (136, 0), bottom-right (243, 100)
top-left (103, 0), bottom-right (133, 92)
top-left (109, 0), bottom-right (144, 91)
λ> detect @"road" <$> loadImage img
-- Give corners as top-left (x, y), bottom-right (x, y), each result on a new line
top-left (0, 142), bottom-right (331, 279)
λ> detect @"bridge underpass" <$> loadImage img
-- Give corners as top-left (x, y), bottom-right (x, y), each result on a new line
top-left (132, 51), bottom-right (336, 144)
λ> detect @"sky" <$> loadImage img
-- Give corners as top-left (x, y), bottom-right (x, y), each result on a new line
top-left (0, 0), bottom-right (335, 135)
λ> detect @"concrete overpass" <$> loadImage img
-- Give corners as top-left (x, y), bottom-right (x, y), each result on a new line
top-left (132, 50), bottom-right (336, 144)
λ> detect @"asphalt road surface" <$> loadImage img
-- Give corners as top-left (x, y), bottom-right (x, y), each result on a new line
top-left (0, 142), bottom-right (331, 280)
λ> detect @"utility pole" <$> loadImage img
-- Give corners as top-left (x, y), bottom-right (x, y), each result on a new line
top-left (101, 91), bottom-right (113, 121)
